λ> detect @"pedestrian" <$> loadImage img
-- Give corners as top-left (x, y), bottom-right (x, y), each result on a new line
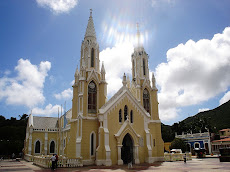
top-left (183, 153), bottom-right (186, 163)
top-left (55, 154), bottom-right (58, 168)
top-left (12, 153), bottom-right (15, 160)
top-left (50, 154), bottom-right (56, 170)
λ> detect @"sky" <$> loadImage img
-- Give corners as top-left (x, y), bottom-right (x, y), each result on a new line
top-left (0, 0), bottom-right (230, 125)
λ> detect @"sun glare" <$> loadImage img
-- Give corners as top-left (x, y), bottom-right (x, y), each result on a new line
top-left (101, 12), bottom-right (149, 47)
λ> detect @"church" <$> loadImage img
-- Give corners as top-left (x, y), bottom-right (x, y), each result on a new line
top-left (23, 10), bottom-right (164, 166)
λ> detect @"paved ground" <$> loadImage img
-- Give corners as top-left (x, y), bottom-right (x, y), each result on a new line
top-left (1, 158), bottom-right (230, 172)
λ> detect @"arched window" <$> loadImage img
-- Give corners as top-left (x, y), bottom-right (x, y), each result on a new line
top-left (143, 59), bottom-right (146, 76)
top-left (35, 140), bottom-right (40, 153)
top-left (91, 48), bottom-right (94, 67)
top-left (50, 141), bottom-right (55, 154)
top-left (88, 81), bottom-right (97, 113)
top-left (119, 109), bottom-right (122, 123)
top-left (130, 110), bottom-right (133, 123)
top-left (194, 143), bottom-right (200, 149)
top-left (90, 133), bottom-right (95, 156)
top-left (124, 105), bottom-right (128, 121)
top-left (143, 88), bottom-right (150, 114)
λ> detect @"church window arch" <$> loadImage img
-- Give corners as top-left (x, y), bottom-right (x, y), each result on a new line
top-left (88, 81), bottom-right (97, 113)
top-left (119, 109), bottom-right (122, 123)
top-left (35, 140), bottom-right (41, 154)
top-left (50, 140), bottom-right (55, 154)
top-left (90, 132), bottom-right (96, 156)
top-left (143, 59), bottom-right (146, 76)
top-left (143, 88), bottom-right (150, 114)
top-left (124, 105), bottom-right (128, 121)
top-left (130, 110), bottom-right (133, 123)
top-left (91, 48), bottom-right (94, 67)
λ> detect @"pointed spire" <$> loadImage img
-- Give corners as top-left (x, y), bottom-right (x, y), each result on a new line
top-left (85, 9), bottom-right (96, 39)
top-left (101, 61), bottom-right (105, 74)
top-left (122, 73), bottom-right (127, 87)
top-left (127, 75), bottom-right (130, 88)
top-left (135, 23), bottom-right (143, 49)
top-left (152, 72), bottom-right (157, 89)
top-left (74, 66), bottom-right (79, 77)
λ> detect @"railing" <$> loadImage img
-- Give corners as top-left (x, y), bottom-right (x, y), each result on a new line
top-left (33, 155), bottom-right (83, 168)
top-left (164, 152), bottom-right (192, 161)
top-left (24, 154), bottom-right (34, 162)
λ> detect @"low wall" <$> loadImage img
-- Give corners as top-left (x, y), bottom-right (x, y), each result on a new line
top-left (33, 155), bottom-right (83, 168)
top-left (164, 152), bottom-right (192, 161)
top-left (24, 154), bottom-right (34, 162)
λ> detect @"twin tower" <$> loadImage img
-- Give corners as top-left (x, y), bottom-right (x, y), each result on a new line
top-left (68, 10), bottom-right (164, 165)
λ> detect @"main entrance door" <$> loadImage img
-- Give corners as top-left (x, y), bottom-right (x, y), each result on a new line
top-left (121, 133), bottom-right (133, 164)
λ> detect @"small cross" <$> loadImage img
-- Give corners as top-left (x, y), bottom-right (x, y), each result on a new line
top-left (90, 9), bottom-right (92, 16)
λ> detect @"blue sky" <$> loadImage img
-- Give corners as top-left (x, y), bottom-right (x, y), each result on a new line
top-left (0, 0), bottom-right (230, 125)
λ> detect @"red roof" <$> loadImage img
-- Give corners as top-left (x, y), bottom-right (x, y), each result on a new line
top-left (213, 137), bottom-right (230, 143)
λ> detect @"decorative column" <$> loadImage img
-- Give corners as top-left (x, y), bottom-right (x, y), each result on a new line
top-left (117, 145), bottom-right (123, 165)
top-left (134, 145), bottom-right (140, 164)
top-left (44, 132), bottom-right (48, 155)
top-left (28, 127), bottom-right (33, 155)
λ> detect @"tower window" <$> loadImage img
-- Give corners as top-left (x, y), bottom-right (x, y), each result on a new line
top-left (119, 109), bottom-right (122, 123)
top-left (143, 59), bottom-right (146, 75)
top-left (133, 60), bottom-right (135, 78)
top-left (88, 81), bottom-right (97, 113)
top-left (91, 48), bottom-right (94, 67)
top-left (130, 110), bottom-right (133, 123)
top-left (124, 105), bottom-right (128, 121)
top-left (35, 140), bottom-right (40, 153)
top-left (143, 88), bottom-right (150, 114)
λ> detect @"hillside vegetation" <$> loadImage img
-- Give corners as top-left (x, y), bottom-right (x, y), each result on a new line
top-left (162, 100), bottom-right (230, 142)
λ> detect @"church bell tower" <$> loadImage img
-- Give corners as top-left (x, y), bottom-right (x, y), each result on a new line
top-left (68, 9), bottom-right (107, 159)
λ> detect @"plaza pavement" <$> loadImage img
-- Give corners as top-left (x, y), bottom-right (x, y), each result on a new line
top-left (1, 157), bottom-right (230, 172)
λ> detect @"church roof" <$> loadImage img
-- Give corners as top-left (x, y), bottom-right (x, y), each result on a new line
top-left (65, 108), bottom-right (72, 120)
top-left (33, 116), bottom-right (58, 129)
top-left (84, 10), bottom-right (96, 39)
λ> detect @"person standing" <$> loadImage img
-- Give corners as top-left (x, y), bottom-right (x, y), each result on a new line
top-left (50, 154), bottom-right (56, 170)
top-left (55, 154), bottom-right (58, 168)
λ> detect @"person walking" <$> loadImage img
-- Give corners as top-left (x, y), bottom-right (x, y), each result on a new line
top-left (50, 154), bottom-right (56, 170)
top-left (183, 153), bottom-right (187, 163)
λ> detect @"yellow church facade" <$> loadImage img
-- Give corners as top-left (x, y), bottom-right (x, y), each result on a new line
top-left (24, 11), bottom-right (164, 166)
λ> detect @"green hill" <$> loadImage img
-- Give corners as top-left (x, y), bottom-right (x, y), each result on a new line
top-left (182, 100), bottom-right (230, 131)
top-left (161, 100), bottom-right (230, 142)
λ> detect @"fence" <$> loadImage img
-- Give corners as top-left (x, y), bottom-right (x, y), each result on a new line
top-left (164, 152), bottom-right (192, 161)
top-left (32, 155), bottom-right (83, 168)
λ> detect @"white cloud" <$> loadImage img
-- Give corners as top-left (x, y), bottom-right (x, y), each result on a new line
top-left (54, 88), bottom-right (72, 100)
top-left (0, 59), bottom-right (51, 107)
top-left (156, 27), bottom-right (230, 122)
top-left (32, 104), bottom-right (63, 116)
top-left (100, 42), bottom-right (134, 97)
top-left (36, 0), bottom-right (78, 14)
top-left (151, 0), bottom-right (175, 7)
top-left (198, 108), bottom-right (210, 113)
top-left (219, 91), bottom-right (230, 105)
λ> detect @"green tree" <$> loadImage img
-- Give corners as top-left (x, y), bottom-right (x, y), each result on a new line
top-left (170, 138), bottom-right (186, 153)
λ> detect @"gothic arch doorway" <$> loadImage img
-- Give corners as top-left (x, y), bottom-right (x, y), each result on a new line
top-left (121, 133), bottom-right (133, 164)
